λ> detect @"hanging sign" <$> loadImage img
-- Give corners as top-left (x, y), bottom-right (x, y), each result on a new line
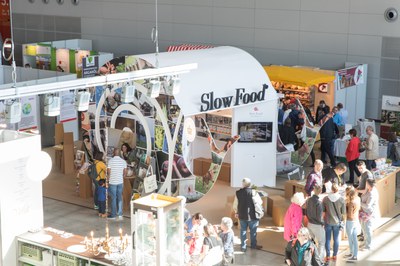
top-left (18, 96), bottom-right (37, 131)
top-left (82, 55), bottom-right (99, 78)
top-left (336, 65), bottom-right (364, 90)
top-left (60, 91), bottom-right (77, 123)
top-left (200, 85), bottom-right (269, 112)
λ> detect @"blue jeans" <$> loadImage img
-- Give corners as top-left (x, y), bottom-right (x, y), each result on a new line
top-left (346, 220), bottom-right (358, 258)
top-left (109, 183), bottom-right (123, 217)
top-left (361, 218), bottom-right (373, 249)
top-left (93, 179), bottom-right (99, 206)
top-left (325, 223), bottom-right (340, 257)
top-left (239, 219), bottom-right (259, 249)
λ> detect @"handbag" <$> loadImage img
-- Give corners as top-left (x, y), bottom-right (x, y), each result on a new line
top-left (143, 165), bottom-right (157, 193)
top-left (252, 190), bottom-right (265, 220)
top-left (331, 200), bottom-right (344, 231)
top-left (358, 142), bottom-right (366, 153)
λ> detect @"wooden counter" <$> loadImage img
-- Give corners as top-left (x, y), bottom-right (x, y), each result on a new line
top-left (17, 227), bottom-right (122, 266)
top-left (375, 168), bottom-right (400, 217)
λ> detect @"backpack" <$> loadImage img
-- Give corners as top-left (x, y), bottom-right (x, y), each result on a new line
top-left (88, 162), bottom-right (103, 182)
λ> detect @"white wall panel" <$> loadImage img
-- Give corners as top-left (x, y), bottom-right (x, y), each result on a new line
top-left (172, 5), bottom-right (212, 25)
top-left (102, 19), bottom-right (138, 38)
top-left (298, 52), bottom-right (347, 69)
top-left (81, 18), bottom-right (104, 36)
top-left (299, 32), bottom-right (348, 54)
top-left (214, 0), bottom-right (255, 8)
top-left (254, 29), bottom-right (298, 50)
top-left (213, 7), bottom-right (254, 28)
top-left (300, 11), bottom-right (349, 34)
top-left (212, 27), bottom-right (254, 47)
top-left (366, 78), bottom-right (380, 99)
top-left (255, 0), bottom-right (300, 10)
top-left (365, 98), bottom-right (380, 119)
top-left (255, 10), bottom-right (300, 31)
top-left (173, 0), bottom-right (212, 6)
top-left (350, 0), bottom-right (400, 14)
top-left (301, 0), bottom-right (350, 13)
top-left (172, 24), bottom-right (213, 43)
top-left (349, 14), bottom-right (381, 35)
top-left (254, 48), bottom-right (299, 66)
top-left (348, 35), bottom-right (382, 57)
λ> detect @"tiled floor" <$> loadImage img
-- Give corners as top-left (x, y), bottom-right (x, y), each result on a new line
top-left (43, 196), bottom-right (400, 266)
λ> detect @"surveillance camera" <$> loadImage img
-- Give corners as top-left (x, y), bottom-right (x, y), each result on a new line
top-left (384, 8), bottom-right (398, 22)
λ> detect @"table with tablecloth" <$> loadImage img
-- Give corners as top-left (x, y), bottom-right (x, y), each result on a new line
top-left (334, 139), bottom-right (387, 160)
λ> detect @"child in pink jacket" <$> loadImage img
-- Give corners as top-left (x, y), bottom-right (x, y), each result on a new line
top-left (284, 192), bottom-right (306, 242)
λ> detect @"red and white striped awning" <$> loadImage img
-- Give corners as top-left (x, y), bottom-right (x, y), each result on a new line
top-left (166, 44), bottom-right (214, 52)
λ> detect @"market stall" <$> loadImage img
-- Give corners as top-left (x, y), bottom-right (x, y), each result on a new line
top-left (265, 64), bottom-right (367, 126)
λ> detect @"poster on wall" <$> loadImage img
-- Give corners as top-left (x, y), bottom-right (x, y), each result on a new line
top-left (18, 96), bottom-right (37, 131)
top-left (36, 44), bottom-right (52, 70)
top-left (59, 91), bottom-right (76, 123)
top-left (55, 49), bottom-right (70, 73)
top-left (336, 65), bottom-right (364, 90)
top-left (82, 55), bottom-right (99, 78)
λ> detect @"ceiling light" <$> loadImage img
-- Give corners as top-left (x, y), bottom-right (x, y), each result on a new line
top-left (44, 94), bottom-right (61, 116)
top-left (5, 99), bottom-right (21, 124)
top-left (75, 90), bottom-right (91, 111)
top-left (121, 82), bottom-right (136, 103)
top-left (166, 76), bottom-right (181, 95)
top-left (147, 79), bottom-right (161, 98)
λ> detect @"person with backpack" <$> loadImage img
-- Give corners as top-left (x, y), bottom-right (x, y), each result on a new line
top-left (285, 227), bottom-right (322, 266)
top-left (88, 152), bottom-right (106, 210)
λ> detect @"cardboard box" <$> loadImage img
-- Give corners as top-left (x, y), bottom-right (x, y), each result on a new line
top-left (284, 180), bottom-right (306, 199)
top-left (267, 195), bottom-right (286, 216)
top-left (79, 173), bottom-right (92, 199)
top-left (272, 201), bottom-right (290, 227)
top-left (193, 158), bottom-right (204, 176)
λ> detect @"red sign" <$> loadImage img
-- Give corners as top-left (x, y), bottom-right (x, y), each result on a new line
top-left (0, 0), bottom-right (10, 40)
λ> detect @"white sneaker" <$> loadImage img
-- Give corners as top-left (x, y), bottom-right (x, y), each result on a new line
top-left (118, 215), bottom-right (123, 220)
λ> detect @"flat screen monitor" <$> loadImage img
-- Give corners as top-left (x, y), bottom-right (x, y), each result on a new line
top-left (238, 122), bottom-right (272, 143)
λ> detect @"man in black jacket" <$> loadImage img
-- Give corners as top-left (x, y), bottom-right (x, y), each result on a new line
top-left (233, 178), bottom-right (263, 252)
top-left (319, 113), bottom-right (338, 167)
top-left (306, 184), bottom-right (325, 262)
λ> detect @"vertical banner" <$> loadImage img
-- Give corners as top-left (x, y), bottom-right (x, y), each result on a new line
top-left (336, 65), bottom-right (364, 90)
top-left (18, 96), bottom-right (37, 131)
top-left (59, 91), bottom-right (77, 123)
top-left (82, 55), bottom-right (99, 78)
top-left (0, 0), bottom-right (10, 65)
top-left (75, 50), bottom-right (90, 78)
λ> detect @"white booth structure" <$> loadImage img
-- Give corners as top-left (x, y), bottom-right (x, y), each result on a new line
top-left (138, 46), bottom-right (278, 188)
top-left (0, 131), bottom-right (46, 266)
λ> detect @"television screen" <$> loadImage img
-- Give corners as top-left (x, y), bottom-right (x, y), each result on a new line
top-left (238, 122), bottom-right (272, 143)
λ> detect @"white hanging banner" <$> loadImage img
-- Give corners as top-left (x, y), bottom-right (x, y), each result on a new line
top-left (18, 96), bottom-right (38, 131)
top-left (60, 91), bottom-right (77, 123)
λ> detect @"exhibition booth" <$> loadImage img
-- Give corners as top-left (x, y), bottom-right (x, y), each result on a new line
top-left (265, 64), bottom-right (367, 126)
top-left (0, 46), bottom-right (281, 265)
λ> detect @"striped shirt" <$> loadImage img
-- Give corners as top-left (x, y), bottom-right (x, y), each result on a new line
top-left (108, 156), bottom-right (127, 185)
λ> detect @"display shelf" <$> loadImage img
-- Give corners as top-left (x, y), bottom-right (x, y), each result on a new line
top-left (18, 255), bottom-right (48, 266)
top-left (131, 194), bottom-right (184, 266)
top-left (17, 229), bottom-right (119, 266)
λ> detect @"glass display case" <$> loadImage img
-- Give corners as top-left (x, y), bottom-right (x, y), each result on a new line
top-left (131, 194), bottom-right (184, 266)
